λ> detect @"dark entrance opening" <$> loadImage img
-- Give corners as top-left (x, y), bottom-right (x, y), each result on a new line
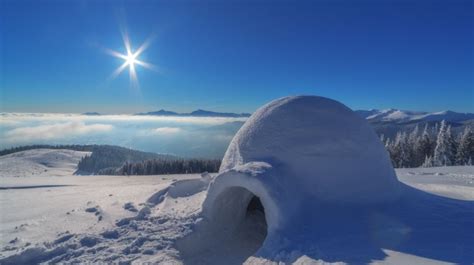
top-left (246, 196), bottom-right (266, 219)
top-left (177, 187), bottom-right (268, 265)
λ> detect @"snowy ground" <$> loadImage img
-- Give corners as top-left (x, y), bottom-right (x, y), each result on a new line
top-left (0, 149), bottom-right (90, 178)
top-left (0, 149), bottom-right (473, 264)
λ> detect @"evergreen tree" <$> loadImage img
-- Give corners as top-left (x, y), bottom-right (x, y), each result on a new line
top-left (407, 125), bottom-right (419, 167)
top-left (455, 127), bottom-right (474, 165)
top-left (414, 125), bottom-right (434, 167)
top-left (433, 120), bottom-right (456, 166)
top-left (422, 155), bottom-right (433, 168)
top-left (390, 132), bottom-right (410, 168)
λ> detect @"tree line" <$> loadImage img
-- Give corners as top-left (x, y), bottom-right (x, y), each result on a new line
top-left (76, 145), bottom-right (173, 174)
top-left (99, 158), bottom-right (221, 175)
top-left (0, 144), bottom-right (95, 156)
top-left (384, 121), bottom-right (473, 168)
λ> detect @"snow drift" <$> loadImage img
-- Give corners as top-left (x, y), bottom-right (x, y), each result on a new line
top-left (178, 96), bottom-right (402, 263)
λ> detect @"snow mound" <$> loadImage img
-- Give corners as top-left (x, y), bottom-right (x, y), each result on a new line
top-left (177, 96), bottom-right (402, 263)
top-left (0, 149), bottom-right (91, 177)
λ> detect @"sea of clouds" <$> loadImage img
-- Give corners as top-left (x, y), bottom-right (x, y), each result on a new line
top-left (0, 113), bottom-right (246, 158)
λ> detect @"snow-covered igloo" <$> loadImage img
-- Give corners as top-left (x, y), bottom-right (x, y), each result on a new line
top-left (179, 96), bottom-right (401, 263)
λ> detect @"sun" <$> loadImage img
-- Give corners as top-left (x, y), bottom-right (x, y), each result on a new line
top-left (125, 51), bottom-right (137, 66)
top-left (103, 29), bottom-right (157, 88)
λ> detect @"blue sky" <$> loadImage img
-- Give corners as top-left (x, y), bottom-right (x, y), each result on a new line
top-left (1, 0), bottom-right (473, 114)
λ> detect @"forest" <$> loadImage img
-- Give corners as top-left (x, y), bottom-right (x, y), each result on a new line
top-left (384, 121), bottom-right (473, 168)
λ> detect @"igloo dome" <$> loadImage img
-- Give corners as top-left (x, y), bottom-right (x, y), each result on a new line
top-left (219, 95), bottom-right (400, 204)
top-left (180, 96), bottom-right (401, 263)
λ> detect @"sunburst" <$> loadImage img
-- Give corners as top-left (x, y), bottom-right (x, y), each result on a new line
top-left (105, 29), bottom-right (157, 88)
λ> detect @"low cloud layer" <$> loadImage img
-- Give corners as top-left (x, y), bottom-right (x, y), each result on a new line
top-left (0, 113), bottom-right (245, 158)
top-left (151, 127), bottom-right (182, 135)
top-left (4, 121), bottom-right (113, 142)
top-left (0, 113), bottom-right (247, 125)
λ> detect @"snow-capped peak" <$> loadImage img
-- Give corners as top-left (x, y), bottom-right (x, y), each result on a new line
top-left (356, 109), bottom-right (474, 124)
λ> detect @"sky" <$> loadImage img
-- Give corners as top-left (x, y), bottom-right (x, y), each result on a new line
top-left (1, 0), bottom-right (473, 114)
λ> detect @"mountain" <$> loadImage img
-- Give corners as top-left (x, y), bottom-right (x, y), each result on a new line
top-left (355, 109), bottom-right (474, 124)
top-left (355, 109), bottom-right (474, 139)
top-left (82, 112), bottom-right (101, 116)
top-left (135, 109), bottom-right (179, 116)
top-left (188, 109), bottom-right (250, 118)
top-left (135, 109), bottom-right (251, 118)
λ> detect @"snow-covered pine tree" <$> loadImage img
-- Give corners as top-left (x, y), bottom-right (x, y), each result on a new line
top-left (433, 120), bottom-right (456, 166)
top-left (384, 137), bottom-right (391, 148)
top-left (422, 155), bottom-right (433, 167)
top-left (415, 124), bottom-right (434, 167)
top-left (407, 125), bottom-right (419, 167)
top-left (385, 137), bottom-right (396, 167)
top-left (433, 122), bottom-right (439, 136)
top-left (455, 127), bottom-right (474, 165)
top-left (391, 131), bottom-right (410, 168)
top-left (446, 125), bottom-right (458, 164)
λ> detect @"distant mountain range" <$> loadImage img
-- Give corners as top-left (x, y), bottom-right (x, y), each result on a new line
top-left (82, 112), bottom-right (101, 116)
top-left (134, 108), bottom-right (474, 123)
top-left (355, 109), bottom-right (474, 125)
top-left (81, 108), bottom-right (473, 126)
top-left (135, 109), bottom-right (251, 118)
top-left (352, 109), bottom-right (474, 139)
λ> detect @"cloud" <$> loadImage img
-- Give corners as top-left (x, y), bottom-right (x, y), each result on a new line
top-left (0, 112), bottom-right (244, 157)
top-left (4, 121), bottom-right (113, 142)
top-left (151, 127), bottom-right (182, 135)
top-left (0, 113), bottom-right (247, 125)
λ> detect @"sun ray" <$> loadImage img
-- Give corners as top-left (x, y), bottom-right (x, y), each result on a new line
top-left (104, 48), bottom-right (128, 60)
top-left (104, 29), bottom-right (157, 88)
top-left (134, 59), bottom-right (160, 73)
top-left (129, 63), bottom-right (140, 89)
top-left (109, 61), bottom-right (129, 80)
top-left (121, 27), bottom-right (132, 55)
top-left (134, 34), bottom-right (155, 57)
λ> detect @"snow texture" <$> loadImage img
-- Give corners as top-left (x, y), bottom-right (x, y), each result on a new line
top-left (206, 96), bottom-right (400, 231)
top-left (1, 97), bottom-right (473, 264)
top-left (219, 96), bottom-right (400, 203)
top-left (1, 165), bottom-right (472, 264)
top-left (0, 149), bottom-right (90, 178)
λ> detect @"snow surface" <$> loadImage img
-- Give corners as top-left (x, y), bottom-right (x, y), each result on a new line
top-left (0, 149), bottom-right (90, 178)
top-left (0, 149), bottom-right (473, 264)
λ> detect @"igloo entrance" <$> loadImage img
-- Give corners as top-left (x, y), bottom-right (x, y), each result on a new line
top-left (177, 186), bottom-right (268, 265)
top-left (210, 186), bottom-right (267, 236)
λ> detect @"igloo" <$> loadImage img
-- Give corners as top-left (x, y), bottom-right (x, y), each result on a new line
top-left (178, 96), bottom-right (401, 263)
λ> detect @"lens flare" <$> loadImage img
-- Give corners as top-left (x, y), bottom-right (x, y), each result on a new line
top-left (104, 29), bottom-right (157, 89)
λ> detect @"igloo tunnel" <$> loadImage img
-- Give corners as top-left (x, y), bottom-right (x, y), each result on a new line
top-left (178, 96), bottom-right (401, 263)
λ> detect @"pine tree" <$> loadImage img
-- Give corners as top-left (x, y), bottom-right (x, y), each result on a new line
top-left (455, 127), bottom-right (474, 165)
top-left (422, 155), bottom-right (433, 168)
top-left (407, 125), bottom-right (419, 167)
top-left (415, 125), bottom-right (434, 167)
top-left (446, 125), bottom-right (458, 164)
top-left (433, 120), bottom-right (456, 166)
top-left (391, 131), bottom-right (410, 168)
